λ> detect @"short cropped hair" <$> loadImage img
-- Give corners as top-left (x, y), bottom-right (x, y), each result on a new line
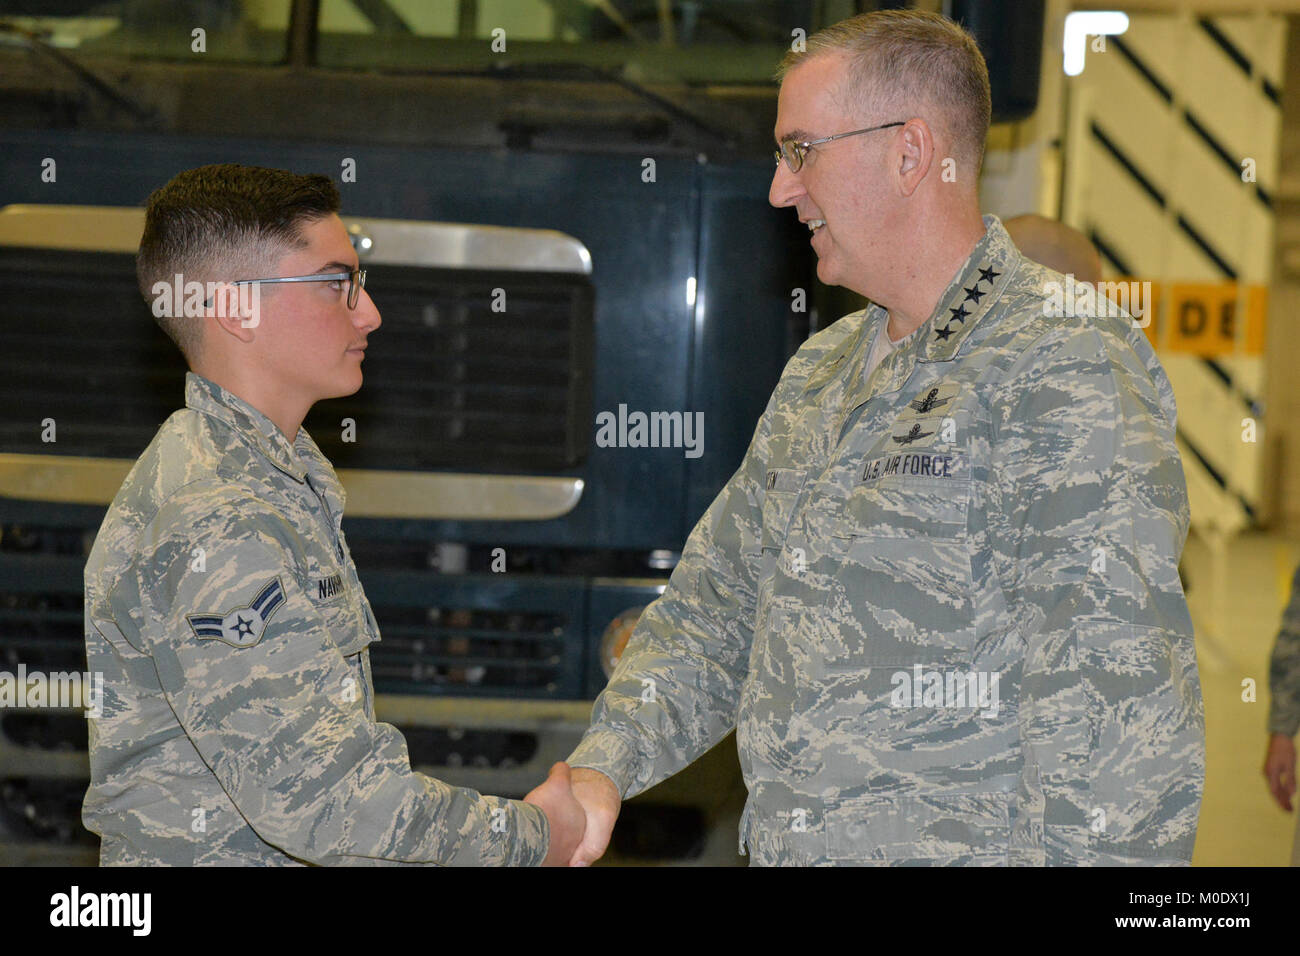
top-left (777, 9), bottom-right (992, 177)
top-left (137, 163), bottom-right (340, 362)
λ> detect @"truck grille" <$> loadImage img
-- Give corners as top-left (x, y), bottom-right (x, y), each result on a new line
top-left (0, 248), bottom-right (594, 471)
top-left (368, 605), bottom-right (567, 695)
top-left (0, 520), bottom-right (589, 706)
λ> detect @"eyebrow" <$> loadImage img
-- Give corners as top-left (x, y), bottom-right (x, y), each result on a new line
top-left (314, 260), bottom-right (357, 273)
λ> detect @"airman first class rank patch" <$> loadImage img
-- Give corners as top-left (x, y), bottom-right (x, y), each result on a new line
top-left (186, 577), bottom-right (286, 648)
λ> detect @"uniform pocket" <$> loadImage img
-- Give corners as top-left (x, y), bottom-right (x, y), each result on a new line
top-left (299, 549), bottom-right (373, 658)
top-left (747, 469), bottom-right (808, 590)
top-left (318, 598), bottom-right (371, 658)
top-left (758, 468), bottom-right (806, 554)
top-left (825, 791), bottom-right (1011, 864)
top-left (1075, 619), bottom-right (1203, 861)
top-left (842, 473), bottom-right (970, 537)
top-left (817, 478), bottom-right (975, 668)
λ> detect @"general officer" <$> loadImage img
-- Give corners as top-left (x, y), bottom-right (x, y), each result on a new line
top-left (83, 164), bottom-right (584, 865)
top-left (562, 9), bottom-right (1204, 866)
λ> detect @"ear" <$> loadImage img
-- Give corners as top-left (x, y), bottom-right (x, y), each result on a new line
top-left (895, 118), bottom-right (935, 197)
top-left (206, 282), bottom-right (259, 342)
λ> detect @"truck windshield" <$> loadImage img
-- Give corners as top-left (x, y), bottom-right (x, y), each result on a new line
top-left (0, 0), bottom-right (861, 82)
top-left (316, 0), bottom-right (842, 84)
top-left (0, 0), bottom-right (292, 64)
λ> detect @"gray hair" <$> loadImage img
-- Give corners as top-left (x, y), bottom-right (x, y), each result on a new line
top-left (778, 9), bottom-right (992, 177)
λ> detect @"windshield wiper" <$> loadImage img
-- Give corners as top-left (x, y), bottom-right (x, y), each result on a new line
top-left (0, 20), bottom-right (159, 125)
top-left (480, 60), bottom-right (736, 146)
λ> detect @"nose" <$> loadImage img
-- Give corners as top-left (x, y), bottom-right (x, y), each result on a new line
top-left (354, 288), bottom-right (381, 335)
top-left (769, 158), bottom-right (805, 209)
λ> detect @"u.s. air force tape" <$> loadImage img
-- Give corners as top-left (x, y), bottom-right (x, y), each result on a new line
top-left (861, 451), bottom-right (968, 483)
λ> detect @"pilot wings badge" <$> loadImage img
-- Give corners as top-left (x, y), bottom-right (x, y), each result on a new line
top-left (891, 422), bottom-right (935, 445)
top-left (908, 387), bottom-right (952, 414)
top-left (186, 577), bottom-right (287, 649)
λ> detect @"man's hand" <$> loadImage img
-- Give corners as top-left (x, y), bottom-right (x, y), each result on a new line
top-left (1264, 734), bottom-right (1296, 812)
top-left (524, 762), bottom-right (587, 866)
top-left (567, 767), bottom-right (621, 866)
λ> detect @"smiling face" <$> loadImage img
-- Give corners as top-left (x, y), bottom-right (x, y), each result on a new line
top-left (251, 213), bottom-right (381, 407)
top-left (769, 52), bottom-right (900, 297)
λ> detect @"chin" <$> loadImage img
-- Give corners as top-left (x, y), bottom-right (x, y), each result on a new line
top-left (815, 257), bottom-right (841, 288)
top-left (321, 376), bottom-right (364, 401)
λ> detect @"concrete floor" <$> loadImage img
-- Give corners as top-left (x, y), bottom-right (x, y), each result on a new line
top-left (1184, 529), bottom-right (1300, 866)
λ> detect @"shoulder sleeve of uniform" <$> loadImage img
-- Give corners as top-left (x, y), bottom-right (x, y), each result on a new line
top-left (987, 321), bottom-right (1203, 866)
top-left (130, 498), bottom-right (547, 866)
top-left (1270, 564), bottom-right (1300, 737)
top-left (989, 320), bottom-right (1190, 625)
top-left (568, 344), bottom-right (825, 797)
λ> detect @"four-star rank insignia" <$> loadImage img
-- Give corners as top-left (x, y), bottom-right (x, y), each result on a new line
top-left (187, 577), bottom-right (286, 648)
top-left (933, 260), bottom-right (1003, 343)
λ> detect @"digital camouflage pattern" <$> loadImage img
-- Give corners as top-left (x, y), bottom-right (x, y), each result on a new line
top-left (569, 216), bottom-right (1204, 865)
top-left (1269, 564), bottom-right (1300, 738)
top-left (83, 373), bottom-right (548, 865)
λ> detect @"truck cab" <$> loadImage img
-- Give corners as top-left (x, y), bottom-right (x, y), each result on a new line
top-left (0, 0), bottom-right (825, 864)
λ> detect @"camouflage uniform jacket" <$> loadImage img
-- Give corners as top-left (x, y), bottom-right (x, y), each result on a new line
top-left (1269, 565), bottom-right (1300, 737)
top-left (83, 372), bottom-right (548, 865)
top-left (569, 216), bottom-right (1204, 865)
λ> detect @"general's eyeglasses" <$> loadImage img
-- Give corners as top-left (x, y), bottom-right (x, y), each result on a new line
top-left (775, 121), bottom-right (904, 173)
top-left (232, 267), bottom-right (367, 309)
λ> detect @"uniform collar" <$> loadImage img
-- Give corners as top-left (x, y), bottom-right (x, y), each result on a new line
top-left (296, 428), bottom-right (348, 521)
top-left (803, 214), bottom-right (1021, 398)
top-left (184, 372), bottom-right (310, 483)
top-left (916, 213), bottom-right (1019, 363)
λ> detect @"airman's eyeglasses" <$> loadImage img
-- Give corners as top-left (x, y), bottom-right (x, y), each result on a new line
top-left (232, 267), bottom-right (367, 309)
top-left (775, 121), bottom-right (904, 173)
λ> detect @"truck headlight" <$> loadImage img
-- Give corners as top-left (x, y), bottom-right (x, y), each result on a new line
top-left (599, 607), bottom-right (647, 679)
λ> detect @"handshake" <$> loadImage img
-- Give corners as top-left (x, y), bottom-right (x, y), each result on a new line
top-left (522, 762), bottom-right (621, 866)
